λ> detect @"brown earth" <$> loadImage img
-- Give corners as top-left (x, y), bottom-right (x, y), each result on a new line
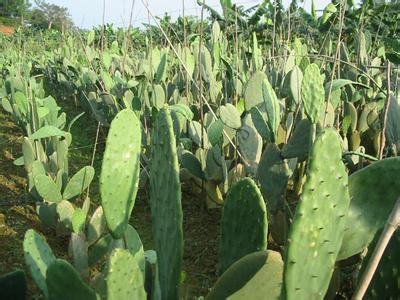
top-left (0, 25), bottom-right (15, 36)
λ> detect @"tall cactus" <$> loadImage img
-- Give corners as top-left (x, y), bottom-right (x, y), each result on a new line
top-left (284, 128), bottom-right (350, 299)
top-left (149, 106), bottom-right (183, 300)
top-left (100, 109), bottom-right (141, 239)
top-left (219, 177), bottom-right (268, 274)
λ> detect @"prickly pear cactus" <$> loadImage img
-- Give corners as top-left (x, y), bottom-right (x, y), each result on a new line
top-left (63, 166), bottom-right (95, 200)
top-left (34, 175), bottom-right (63, 203)
top-left (257, 143), bottom-right (291, 215)
top-left (207, 251), bottom-right (283, 300)
top-left (230, 251), bottom-right (283, 299)
top-left (46, 259), bottom-right (97, 300)
top-left (106, 249), bottom-right (146, 300)
top-left (285, 128), bottom-right (350, 300)
top-left (338, 157), bottom-right (400, 260)
top-left (0, 269), bottom-right (27, 300)
top-left (23, 229), bottom-right (56, 298)
top-left (301, 63), bottom-right (325, 124)
top-left (100, 109), bottom-right (141, 239)
top-left (219, 178), bottom-right (268, 274)
top-left (149, 106), bottom-right (183, 300)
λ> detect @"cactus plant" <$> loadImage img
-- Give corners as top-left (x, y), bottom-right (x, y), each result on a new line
top-left (23, 229), bottom-right (56, 298)
top-left (46, 259), bottom-right (97, 300)
top-left (100, 109), bottom-right (141, 239)
top-left (257, 143), bottom-right (291, 214)
top-left (150, 106), bottom-right (183, 300)
top-left (106, 248), bottom-right (146, 300)
top-left (207, 251), bottom-right (283, 300)
top-left (301, 63), bottom-right (325, 124)
top-left (284, 128), bottom-right (350, 299)
top-left (219, 177), bottom-right (268, 274)
top-left (63, 166), bottom-right (95, 200)
top-left (34, 175), bottom-right (63, 203)
top-left (338, 157), bottom-right (400, 260)
top-left (0, 269), bottom-right (27, 300)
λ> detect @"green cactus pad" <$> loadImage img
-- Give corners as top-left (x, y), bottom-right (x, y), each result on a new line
top-left (88, 234), bottom-right (114, 267)
top-left (23, 229), bottom-right (56, 298)
top-left (219, 178), bottom-right (268, 274)
top-left (34, 175), bottom-right (63, 203)
top-left (257, 143), bottom-right (291, 214)
top-left (87, 206), bottom-right (106, 245)
top-left (338, 157), bottom-right (400, 260)
top-left (56, 200), bottom-right (75, 231)
top-left (106, 249), bottom-right (146, 300)
top-left (63, 166), bottom-right (95, 200)
top-left (207, 251), bottom-right (283, 300)
top-left (282, 118), bottom-right (313, 162)
top-left (0, 269), bottom-right (27, 300)
top-left (262, 78), bottom-right (281, 140)
top-left (46, 259), bottom-right (97, 300)
top-left (244, 70), bottom-right (268, 111)
top-left (219, 103), bottom-right (241, 129)
top-left (37, 202), bottom-right (57, 228)
top-left (69, 232), bottom-right (89, 278)
top-left (124, 225), bottom-right (145, 275)
top-left (284, 128), bottom-right (350, 300)
top-left (150, 106), bottom-right (183, 300)
top-left (301, 63), bottom-right (325, 124)
top-left (72, 208), bottom-right (87, 233)
top-left (22, 137), bottom-right (35, 173)
top-left (100, 109), bottom-right (141, 239)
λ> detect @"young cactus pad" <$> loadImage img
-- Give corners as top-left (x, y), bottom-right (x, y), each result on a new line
top-left (284, 128), bottom-right (350, 300)
top-left (219, 177), bottom-right (268, 274)
top-left (100, 109), bottom-right (141, 239)
top-left (150, 106), bottom-right (183, 300)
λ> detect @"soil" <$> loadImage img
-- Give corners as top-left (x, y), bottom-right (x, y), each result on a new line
top-left (0, 105), bottom-right (220, 299)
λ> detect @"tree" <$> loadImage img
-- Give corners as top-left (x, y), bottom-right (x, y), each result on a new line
top-left (0, 0), bottom-right (30, 25)
top-left (33, 0), bottom-right (73, 32)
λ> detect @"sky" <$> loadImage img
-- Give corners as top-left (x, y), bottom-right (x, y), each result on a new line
top-left (42, 0), bottom-right (336, 29)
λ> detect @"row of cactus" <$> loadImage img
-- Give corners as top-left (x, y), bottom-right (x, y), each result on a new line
top-left (1, 5), bottom-right (399, 298)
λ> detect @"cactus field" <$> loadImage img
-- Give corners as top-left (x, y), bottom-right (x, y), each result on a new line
top-left (0, 0), bottom-right (400, 299)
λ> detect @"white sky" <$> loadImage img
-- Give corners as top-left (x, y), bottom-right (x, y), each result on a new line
top-left (44, 0), bottom-right (339, 29)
